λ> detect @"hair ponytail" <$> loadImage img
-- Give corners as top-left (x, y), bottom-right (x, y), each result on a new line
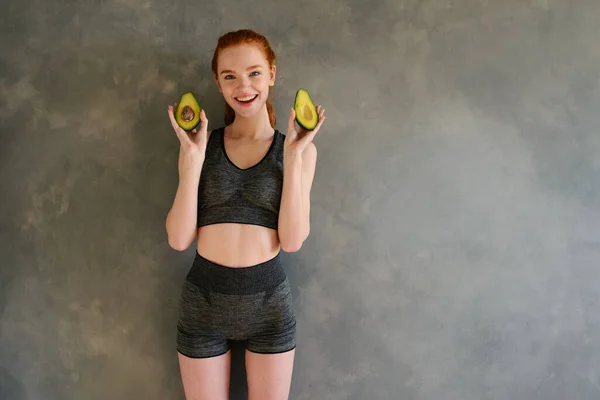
top-left (224, 102), bottom-right (235, 126)
top-left (266, 99), bottom-right (276, 128)
top-left (212, 29), bottom-right (277, 129)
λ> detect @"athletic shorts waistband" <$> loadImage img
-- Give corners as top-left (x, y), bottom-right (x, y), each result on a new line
top-left (184, 251), bottom-right (286, 295)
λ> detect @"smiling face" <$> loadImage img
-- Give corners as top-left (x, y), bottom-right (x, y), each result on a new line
top-left (214, 43), bottom-right (276, 120)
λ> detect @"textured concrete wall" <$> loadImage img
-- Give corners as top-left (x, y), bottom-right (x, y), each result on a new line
top-left (2, 0), bottom-right (600, 399)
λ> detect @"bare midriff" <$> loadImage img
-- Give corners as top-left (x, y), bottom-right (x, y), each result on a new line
top-left (196, 223), bottom-right (281, 267)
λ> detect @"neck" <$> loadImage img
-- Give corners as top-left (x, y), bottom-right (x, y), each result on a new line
top-left (229, 104), bottom-right (274, 139)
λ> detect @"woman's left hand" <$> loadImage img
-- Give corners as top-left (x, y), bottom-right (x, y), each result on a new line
top-left (284, 105), bottom-right (326, 156)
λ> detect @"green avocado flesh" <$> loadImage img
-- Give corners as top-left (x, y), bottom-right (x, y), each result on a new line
top-left (294, 88), bottom-right (318, 130)
top-left (175, 92), bottom-right (201, 131)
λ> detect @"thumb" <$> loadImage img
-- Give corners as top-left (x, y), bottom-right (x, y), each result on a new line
top-left (193, 110), bottom-right (208, 143)
top-left (287, 108), bottom-right (297, 135)
top-left (198, 109), bottom-right (208, 133)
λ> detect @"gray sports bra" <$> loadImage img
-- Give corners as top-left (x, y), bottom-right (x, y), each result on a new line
top-left (197, 127), bottom-right (284, 230)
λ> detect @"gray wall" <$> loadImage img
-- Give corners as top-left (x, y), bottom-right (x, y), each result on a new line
top-left (2, 0), bottom-right (600, 399)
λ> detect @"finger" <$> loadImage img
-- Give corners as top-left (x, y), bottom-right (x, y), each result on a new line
top-left (287, 108), bottom-right (298, 137)
top-left (168, 106), bottom-right (184, 134)
top-left (193, 110), bottom-right (209, 145)
top-left (318, 106), bottom-right (325, 120)
top-left (168, 105), bottom-right (192, 145)
top-left (316, 115), bottom-right (326, 131)
top-left (299, 119), bottom-right (324, 145)
top-left (288, 108), bottom-right (295, 127)
top-left (299, 128), bottom-right (318, 147)
top-left (315, 107), bottom-right (326, 130)
top-left (167, 106), bottom-right (179, 130)
top-left (305, 105), bottom-right (325, 136)
top-left (310, 115), bottom-right (326, 137)
top-left (198, 109), bottom-right (208, 133)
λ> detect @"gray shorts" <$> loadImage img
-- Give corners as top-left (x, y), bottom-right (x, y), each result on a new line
top-left (176, 251), bottom-right (296, 358)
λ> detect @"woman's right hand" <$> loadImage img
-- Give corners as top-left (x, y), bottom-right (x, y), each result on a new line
top-left (168, 102), bottom-right (209, 177)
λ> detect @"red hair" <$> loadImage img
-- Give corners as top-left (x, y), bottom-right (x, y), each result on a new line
top-left (211, 29), bottom-right (277, 128)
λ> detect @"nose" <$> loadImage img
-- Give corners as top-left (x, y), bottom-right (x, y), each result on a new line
top-left (237, 75), bottom-right (251, 88)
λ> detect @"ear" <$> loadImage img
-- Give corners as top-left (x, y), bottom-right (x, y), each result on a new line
top-left (269, 65), bottom-right (276, 87)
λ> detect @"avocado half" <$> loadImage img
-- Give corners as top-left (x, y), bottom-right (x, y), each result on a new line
top-left (294, 88), bottom-right (319, 130)
top-left (175, 92), bottom-right (201, 131)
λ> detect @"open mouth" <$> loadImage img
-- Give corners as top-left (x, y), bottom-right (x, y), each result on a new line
top-left (235, 94), bottom-right (258, 105)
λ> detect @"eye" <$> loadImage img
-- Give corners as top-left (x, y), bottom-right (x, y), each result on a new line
top-left (250, 71), bottom-right (260, 76)
top-left (224, 74), bottom-right (235, 80)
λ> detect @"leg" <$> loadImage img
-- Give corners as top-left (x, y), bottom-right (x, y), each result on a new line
top-left (244, 277), bottom-right (297, 400)
top-left (178, 350), bottom-right (231, 400)
top-left (245, 348), bottom-right (295, 400)
top-left (176, 279), bottom-right (232, 399)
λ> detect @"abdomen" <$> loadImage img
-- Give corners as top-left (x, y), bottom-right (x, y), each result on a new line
top-left (196, 224), bottom-right (281, 267)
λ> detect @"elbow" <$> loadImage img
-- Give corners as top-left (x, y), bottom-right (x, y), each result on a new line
top-left (168, 236), bottom-right (191, 251)
top-left (167, 230), bottom-right (195, 251)
top-left (281, 241), bottom-right (303, 253)
top-left (165, 215), bottom-right (195, 251)
top-left (281, 240), bottom-right (303, 253)
top-left (280, 225), bottom-right (309, 253)
top-left (169, 240), bottom-right (189, 252)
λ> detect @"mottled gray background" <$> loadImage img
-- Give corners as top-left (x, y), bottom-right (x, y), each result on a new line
top-left (1, 0), bottom-right (600, 399)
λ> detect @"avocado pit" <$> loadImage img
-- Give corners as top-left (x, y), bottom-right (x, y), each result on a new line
top-left (181, 105), bottom-right (195, 122)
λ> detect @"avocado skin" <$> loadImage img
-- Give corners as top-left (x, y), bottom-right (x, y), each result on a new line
top-left (294, 88), bottom-right (319, 130)
top-left (175, 92), bottom-right (201, 131)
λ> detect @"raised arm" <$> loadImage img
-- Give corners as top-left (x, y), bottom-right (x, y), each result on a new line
top-left (278, 106), bottom-right (325, 252)
top-left (165, 102), bottom-right (209, 251)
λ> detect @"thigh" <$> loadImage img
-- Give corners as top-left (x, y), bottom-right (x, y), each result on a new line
top-left (178, 350), bottom-right (231, 400)
top-left (176, 279), bottom-right (232, 399)
top-left (245, 348), bottom-right (295, 400)
top-left (177, 280), bottom-right (230, 358)
top-left (245, 278), bottom-right (296, 354)
top-left (245, 278), bottom-right (296, 399)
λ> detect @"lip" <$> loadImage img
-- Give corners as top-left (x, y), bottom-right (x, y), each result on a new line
top-left (234, 93), bottom-right (258, 100)
top-left (234, 94), bottom-right (258, 107)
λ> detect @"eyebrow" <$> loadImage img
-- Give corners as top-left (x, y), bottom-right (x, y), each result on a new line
top-left (220, 65), bottom-right (264, 75)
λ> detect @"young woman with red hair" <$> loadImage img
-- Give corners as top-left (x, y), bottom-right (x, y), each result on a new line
top-left (166, 29), bottom-right (326, 399)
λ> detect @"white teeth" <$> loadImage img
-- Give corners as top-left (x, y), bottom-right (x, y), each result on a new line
top-left (236, 95), bottom-right (257, 102)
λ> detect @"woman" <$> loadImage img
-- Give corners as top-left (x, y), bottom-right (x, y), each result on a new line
top-left (165, 29), bottom-right (326, 400)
